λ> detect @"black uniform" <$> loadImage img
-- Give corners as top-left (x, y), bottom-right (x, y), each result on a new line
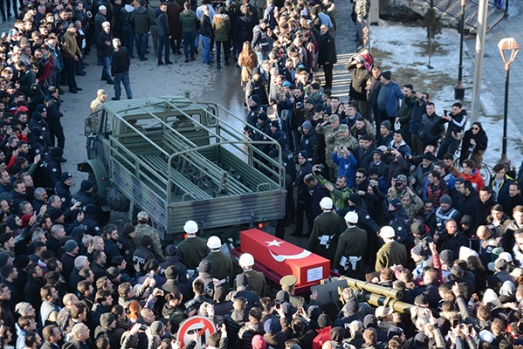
top-left (45, 95), bottom-right (65, 150)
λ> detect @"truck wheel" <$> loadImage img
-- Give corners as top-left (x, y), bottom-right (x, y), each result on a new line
top-left (106, 186), bottom-right (130, 212)
top-left (88, 171), bottom-right (111, 225)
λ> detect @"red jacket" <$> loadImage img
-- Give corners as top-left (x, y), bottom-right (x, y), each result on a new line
top-left (460, 168), bottom-right (485, 191)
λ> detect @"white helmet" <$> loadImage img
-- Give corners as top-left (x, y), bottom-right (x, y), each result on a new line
top-left (183, 220), bottom-right (198, 234)
top-left (239, 253), bottom-right (254, 267)
top-left (207, 236), bottom-right (222, 249)
top-left (319, 197), bottom-right (333, 210)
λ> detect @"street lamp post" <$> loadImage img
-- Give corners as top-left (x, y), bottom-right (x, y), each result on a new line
top-left (498, 38), bottom-right (520, 164)
top-left (455, 0), bottom-right (466, 100)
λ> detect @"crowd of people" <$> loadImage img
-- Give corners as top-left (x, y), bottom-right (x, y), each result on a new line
top-left (1, 0), bottom-right (522, 346)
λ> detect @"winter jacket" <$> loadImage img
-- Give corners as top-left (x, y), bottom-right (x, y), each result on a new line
top-left (212, 14), bottom-right (230, 42)
top-left (130, 6), bottom-right (151, 34)
top-left (459, 168), bottom-right (485, 191)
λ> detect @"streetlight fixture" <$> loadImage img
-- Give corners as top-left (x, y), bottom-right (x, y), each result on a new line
top-left (455, 0), bottom-right (466, 100)
top-left (498, 37), bottom-right (519, 164)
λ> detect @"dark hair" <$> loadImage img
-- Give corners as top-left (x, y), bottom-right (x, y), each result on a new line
top-left (429, 170), bottom-right (441, 179)
top-left (480, 186), bottom-right (492, 194)
top-left (452, 102), bottom-right (462, 108)
top-left (404, 84), bottom-right (413, 90)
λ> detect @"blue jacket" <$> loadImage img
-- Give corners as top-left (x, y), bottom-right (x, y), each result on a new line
top-left (332, 151), bottom-right (358, 188)
top-left (384, 81), bottom-right (404, 117)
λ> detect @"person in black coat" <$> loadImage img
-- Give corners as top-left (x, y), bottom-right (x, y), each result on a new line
top-left (459, 121), bottom-right (488, 169)
top-left (45, 88), bottom-right (66, 155)
top-left (317, 24), bottom-right (337, 90)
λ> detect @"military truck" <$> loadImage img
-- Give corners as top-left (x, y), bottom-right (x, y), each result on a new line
top-left (79, 96), bottom-right (286, 240)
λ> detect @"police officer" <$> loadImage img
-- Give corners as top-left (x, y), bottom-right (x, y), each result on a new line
top-left (307, 197), bottom-right (343, 260)
top-left (203, 236), bottom-right (233, 289)
top-left (55, 172), bottom-right (73, 208)
top-left (71, 180), bottom-right (95, 207)
top-left (45, 86), bottom-right (66, 159)
top-left (239, 253), bottom-right (266, 297)
top-left (133, 211), bottom-right (165, 262)
top-left (40, 146), bottom-right (62, 190)
top-left (280, 275), bottom-right (305, 309)
top-left (79, 204), bottom-right (101, 235)
top-left (176, 220), bottom-right (208, 271)
top-left (334, 212), bottom-right (367, 280)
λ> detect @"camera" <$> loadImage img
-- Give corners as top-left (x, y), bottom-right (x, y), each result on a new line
top-left (395, 179), bottom-right (403, 189)
top-left (314, 164), bottom-right (324, 174)
top-left (275, 299), bottom-right (281, 309)
top-left (296, 102), bottom-right (303, 109)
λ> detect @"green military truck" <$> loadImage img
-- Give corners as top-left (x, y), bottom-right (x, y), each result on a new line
top-left (79, 96), bottom-right (286, 240)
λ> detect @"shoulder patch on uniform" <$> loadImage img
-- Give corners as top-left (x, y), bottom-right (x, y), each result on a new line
top-left (398, 226), bottom-right (402, 231)
top-left (52, 168), bottom-right (57, 172)
top-left (366, 215), bottom-right (370, 219)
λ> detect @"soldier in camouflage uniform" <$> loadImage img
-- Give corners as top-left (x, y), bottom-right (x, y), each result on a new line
top-left (88, 89), bottom-right (108, 134)
top-left (316, 114), bottom-right (340, 179)
top-left (333, 124), bottom-right (359, 153)
top-left (401, 187), bottom-right (423, 222)
top-left (133, 211), bottom-right (165, 262)
top-left (387, 174), bottom-right (408, 201)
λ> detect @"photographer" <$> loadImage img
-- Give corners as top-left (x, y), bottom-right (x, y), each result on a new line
top-left (121, 322), bottom-right (160, 349)
top-left (436, 102), bottom-right (467, 159)
top-left (387, 174), bottom-right (408, 201)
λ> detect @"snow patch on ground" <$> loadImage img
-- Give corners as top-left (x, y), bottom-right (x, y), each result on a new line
top-left (371, 21), bottom-right (523, 169)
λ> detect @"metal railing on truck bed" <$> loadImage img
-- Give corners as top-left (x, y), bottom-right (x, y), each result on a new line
top-left (102, 96), bottom-right (286, 236)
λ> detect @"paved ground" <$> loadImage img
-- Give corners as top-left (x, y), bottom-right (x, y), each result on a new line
top-left (463, 3), bottom-right (523, 131)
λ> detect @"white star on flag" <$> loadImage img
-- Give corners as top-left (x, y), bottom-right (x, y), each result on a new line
top-left (266, 239), bottom-right (283, 247)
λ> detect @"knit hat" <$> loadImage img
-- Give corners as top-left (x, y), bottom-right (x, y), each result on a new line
top-left (380, 120), bottom-right (391, 130)
top-left (64, 239), bottom-right (78, 253)
top-left (47, 207), bottom-right (64, 221)
top-left (83, 204), bottom-right (97, 216)
top-left (381, 71), bottom-right (392, 80)
top-left (348, 193), bottom-right (361, 205)
top-left (305, 97), bottom-right (315, 105)
top-left (49, 147), bottom-right (62, 160)
top-left (80, 180), bottom-right (94, 192)
top-left (439, 195), bottom-right (452, 205)
top-left (122, 223), bottom-right (135, 237)
top-left (257, 112), bottom-right (268, 122)
top-left (298, 150), bottom-right (308, 159)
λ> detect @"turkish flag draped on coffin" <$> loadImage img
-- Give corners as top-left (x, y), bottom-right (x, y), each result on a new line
top-left (240, 229), bottom-right (330, 286)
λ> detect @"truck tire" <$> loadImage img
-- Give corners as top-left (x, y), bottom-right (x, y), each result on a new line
top-left (88, 171), bottom-right (111, 225)
top-left (106, 186), bottom-right (130, 212)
